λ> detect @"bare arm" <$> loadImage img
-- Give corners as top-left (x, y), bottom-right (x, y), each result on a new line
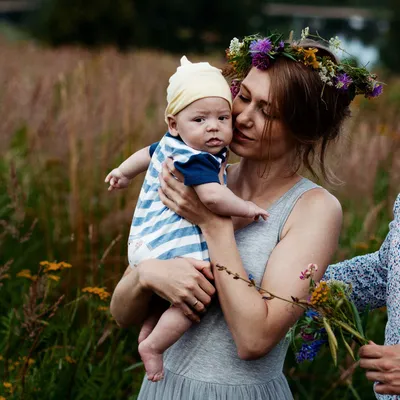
top-left (202, 189), bottom-right (342, 359)
top-left (105, 146), bottom-right (151, 190)
top-left (110, 266), bottom-right (153, 328)
top-left (110, 258), bottom-right (215, 327)
top-left (118, 146), bottom-right (151, 179)
top-left (194, 183), bottom-right (268, 220)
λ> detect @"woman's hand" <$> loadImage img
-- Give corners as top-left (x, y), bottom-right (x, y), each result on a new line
top-left (138, 257), bottom-right (216, 323)
top-left (359, 342), bottom-right (400, 395)
top-left (158, 158), bottom-right (222, 228)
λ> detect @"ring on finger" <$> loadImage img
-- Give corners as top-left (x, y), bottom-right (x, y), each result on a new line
top-left (192, 299), bottom-right (199, 308)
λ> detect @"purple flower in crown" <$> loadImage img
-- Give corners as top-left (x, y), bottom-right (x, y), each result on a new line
top-left (334, 73), bottom-right (353, 91)
top-left (249, 38), bottom-right (272, 71)
top-left (252, 53), bottom-right (270, 70)
top-left (365, 83), bottom-right (383, 98)
top-left (230, 79), bottom-right (241, 99)
top-left (276, 40), bottom-right (285, 52)
top-left (249, 38), bottom-right (273, 54)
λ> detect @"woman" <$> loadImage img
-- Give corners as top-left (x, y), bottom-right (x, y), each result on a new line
top-left (325, 194), bottom-right (400, 399)
top-left (110, 32), bottom-right (379, 399)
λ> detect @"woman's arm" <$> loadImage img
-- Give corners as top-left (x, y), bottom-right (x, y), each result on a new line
top-left (203, 189), bottom-right (342, 359)
top-left (159, 160), bottom-right (342, 359)
top-left (110, 258), bottom-right (215, 327)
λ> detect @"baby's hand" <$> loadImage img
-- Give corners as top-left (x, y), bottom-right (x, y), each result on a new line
top-left (105, 168), bottom-right (130, 191)
top-left (246, 201), bottom-right (269, 221)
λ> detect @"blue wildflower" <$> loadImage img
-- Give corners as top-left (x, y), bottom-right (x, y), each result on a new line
top-left (295, 339), bottom-right (326, 363)
top-left (305, 309), bottom-right (319, 318)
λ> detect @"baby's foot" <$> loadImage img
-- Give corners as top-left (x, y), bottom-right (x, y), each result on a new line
top-left (138, 340), bottom-right (164, 382)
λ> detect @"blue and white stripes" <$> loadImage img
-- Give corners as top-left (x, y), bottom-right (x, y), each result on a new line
top-left (128, 133), bottom-right (226, 266)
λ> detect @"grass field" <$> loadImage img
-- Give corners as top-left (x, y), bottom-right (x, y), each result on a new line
top-left (0, 38), bottom-right (399, 399)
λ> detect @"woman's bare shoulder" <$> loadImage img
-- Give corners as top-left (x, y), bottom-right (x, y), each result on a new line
top-left (299, 187), bottom-right (342, 215)
top-left (283, 186), bottom-right (342, 237)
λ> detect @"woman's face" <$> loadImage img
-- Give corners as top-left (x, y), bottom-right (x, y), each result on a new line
top-left (230, 67), bottom-right (295, 162)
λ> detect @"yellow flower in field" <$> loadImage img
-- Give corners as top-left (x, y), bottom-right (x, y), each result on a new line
top-left (59, 262), bottom-right (72, 269)
top-left (3, 382), bottom-right (13, 392)
top-left (48, 274), bottom-right (60, 282)
top-left (41, 261), bottom-right (72, 273)
top-left (82, 287), bottom-right (111, 301)
top-left (65, 356), bottom-right (76, 364)
top-left (0, 355), bottom-right (3, 361)
top-left (16, 270), bottom-right (36, 281)
top-left (0, 396), bottom-right (5, 400)
top-left (97, 306), bottom-right (109, 312)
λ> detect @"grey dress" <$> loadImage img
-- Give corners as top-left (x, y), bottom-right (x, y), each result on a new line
top-left (138, 177), bottom-right (319, 400)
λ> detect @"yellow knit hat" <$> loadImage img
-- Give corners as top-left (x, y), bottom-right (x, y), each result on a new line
top-left (165, 56), bottom-right (232, 124)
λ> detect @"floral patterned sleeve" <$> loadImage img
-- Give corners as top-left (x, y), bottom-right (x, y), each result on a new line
top-left (324, 194), bottom-right (400, 312)
top-left (324, 245), bottom-right (389, 311)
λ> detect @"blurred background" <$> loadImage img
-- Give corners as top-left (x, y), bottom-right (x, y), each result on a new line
top-left (0, 0), bottom-right (399, 399)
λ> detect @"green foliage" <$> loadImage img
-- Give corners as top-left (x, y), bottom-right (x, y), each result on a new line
top-left (28, 0), bottom-right (263, 52)
top-left (30, 0), bottom-right (136, 49)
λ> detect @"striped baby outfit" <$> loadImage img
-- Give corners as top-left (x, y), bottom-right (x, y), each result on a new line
top-left (128, 132), bottom-right (227, 266)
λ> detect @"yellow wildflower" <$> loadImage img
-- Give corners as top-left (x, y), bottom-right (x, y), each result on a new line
top-left (3, 382), bottom-right (13, 392)
top-left (0, 396), bottom-right (5, 400)
top-left (16, 270), bottom-right (37, 281)
top-left (97, 306), bottom-right (109, 312)
top-left (40, 261), bottom-right (72, 273)
top-left (82, 287), bottom-right (111, 301)
top-left (0, 355), bottom-right (3, 361)
top-left (48, 274), bottom-right (60, 282)
top-left (17, 269), bottom-right (32, 279)
top-left (298, 47), bottom-right (320, 69)
top-left (310, 281), bottom-right (329, 305)
top-left (59, 262), bottom-right (72, 269)
top-left (43, 262), bottom-right (61, 272)
top-left (65, 355), bottom-right (76, 364)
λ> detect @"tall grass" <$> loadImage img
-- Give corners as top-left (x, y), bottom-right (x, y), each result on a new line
top-left (0, 38), bottom-right (399, 399)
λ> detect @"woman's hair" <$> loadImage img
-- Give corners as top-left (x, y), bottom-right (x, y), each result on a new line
top-left (262, 39), bottom-right (351, 182)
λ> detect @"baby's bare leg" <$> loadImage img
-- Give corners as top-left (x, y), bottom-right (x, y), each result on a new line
top-left (138, 306), bottom-right (192, 382)
top-left (138, 313), bottom-right (161, 344)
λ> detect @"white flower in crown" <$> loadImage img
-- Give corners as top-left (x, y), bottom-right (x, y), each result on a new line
top-left (301, 27), bottom-right (310, 41)
top-left (329, 36), bottom-right (342, 51)
top-left (229, 37), bottom-right (244, 56)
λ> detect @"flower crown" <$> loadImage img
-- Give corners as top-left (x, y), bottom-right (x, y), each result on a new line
top-left (226, 28), bottom-right (383, 101)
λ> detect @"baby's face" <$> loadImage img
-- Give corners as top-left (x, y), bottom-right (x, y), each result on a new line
top-left (170, 97), bottom-right (232, 155)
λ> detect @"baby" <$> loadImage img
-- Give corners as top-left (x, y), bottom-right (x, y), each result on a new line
top-left (105, 57), bottom-right (268, 382)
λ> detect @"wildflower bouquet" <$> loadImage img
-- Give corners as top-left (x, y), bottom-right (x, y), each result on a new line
top-left (216, 263), bottom-right (369, 366)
